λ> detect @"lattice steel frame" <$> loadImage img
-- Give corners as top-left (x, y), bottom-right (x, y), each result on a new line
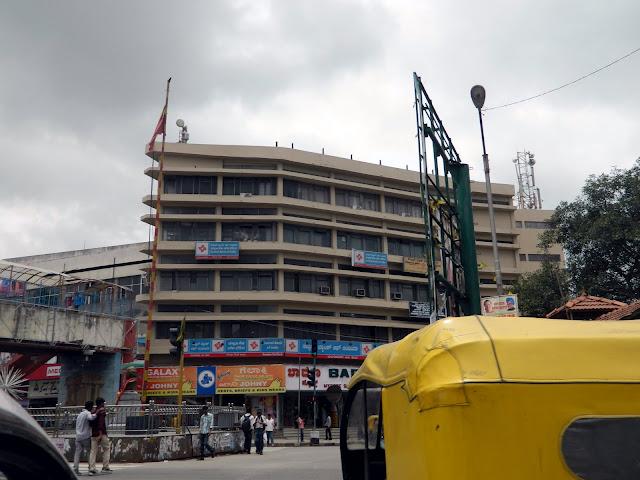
top-left (413, 73), bottom-right (481, 318)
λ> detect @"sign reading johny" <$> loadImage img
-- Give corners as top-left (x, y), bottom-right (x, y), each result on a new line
top-left (145, 366), bottom-right (197, 397)
top-left (215, 365), bottom-right (285, 394)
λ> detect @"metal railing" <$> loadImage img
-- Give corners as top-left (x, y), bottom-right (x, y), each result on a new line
top-left (27, 402), bottom-right (245, 437)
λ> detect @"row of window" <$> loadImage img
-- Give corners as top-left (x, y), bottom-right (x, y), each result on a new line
top-left (155, 320), bottom-right (414, 343)
top-left (157, 270), bottom-right (427, 300)
top-left (519, 253), bottom-right (562, 262)
top-left (515, 220), bottom-right (551, 229)
top-left (160, 221), bottom-right (426, 256)
top-left (161, 176), bottom-right (423, 218)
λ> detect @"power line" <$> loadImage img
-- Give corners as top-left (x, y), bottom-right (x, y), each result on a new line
top-left (484, 45), bottom-right (640, 111)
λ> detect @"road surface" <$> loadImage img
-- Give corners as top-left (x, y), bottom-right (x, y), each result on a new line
top-left (75, 446), bottom-right (342, 480)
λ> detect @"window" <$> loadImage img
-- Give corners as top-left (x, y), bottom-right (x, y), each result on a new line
top-left (156, 322), bottom-right (179, 339)
top-left (284, 258), bottom-right (333, 269)
top-left (158, 271), bottom-right (213, 291)
top-left (385, 196), bottom-right (422, 217)
top-left (339, 277), bottom-right (384, 299)
top-left (283, 321), bottom-right (336, 340)
top-left (515, 220), bottom-right (523, 228)
top-left (392, 328), bottom-right (415, 341)
top-left (527, 253), bottom-right (561, 262)
top-left (340, 313), bottom-right (387, 320)
top-left (222, 207), bottom-right (277, 215)
top-left (222, 161), bottom-right (277, 170)
top-left (221, 223), bottom-right (275, 241)
top-left (284, 273), bottom-right (332, 294)
top-left (341, 325), bottom-right (388, 343)
top-left (337, 231), bottom-right (382, 252)
top-left (219, 321), bottom-right (278, 338)
top-left (220, 305), bottom-right (277, 313)
top-left (227, 254), bottom-right (278, 264)
top-left (562, 417), bottom-right (640, 479)
top-left (163, 206), bottom-right (216, 214)
top-left (283, 309), bottom-right (335, 316)
top-left (389, 282), bottom-right (428, 302)
top-left (283, 180), bottom-right (330, 203)
top-left (164, 175), bottom-right (216, 194)
top-left (524, 220), bottom-right (551, 229)
top-left (336, 189), bottom-right (380, 211)
top-left (387, 238), bottom-right (425, 257)
top-left (156, 321), bottom-right (215, 339)
top-left (162, 222), bottom-right (215, 241)
top-left (160, 254), bottom-right (198, 264)
top-left (283, 224), bottom-right (331, 247)
top-left (519, 254), bottom-right (527, 261)
top-left (157, 304), bottom-right (215, 312)
top-left (220, 271), bottom-right (276, 291)
top-left (222, 177), bottom-right (276, 195)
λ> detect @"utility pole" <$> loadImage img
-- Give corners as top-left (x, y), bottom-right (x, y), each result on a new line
top-left (169, 317), bottom-right (186, 433)
top-left (312, 338), bottom-right (318, 444)
top-left (471, 85), bottom-right (504, 295)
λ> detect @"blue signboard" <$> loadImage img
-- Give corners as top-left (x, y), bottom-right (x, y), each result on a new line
top-left (196, 366), bottom-right (216, 395)
top-left (195, 241), bottom-right (240, 260)
top-left (225, 339), bottom-right (248, 353)
top-left (260, 338), bottom-right (286, 353)
top-left (351, 249), bottom-right (388, 269)
top-left (187, 339), bottom-right (212, 354)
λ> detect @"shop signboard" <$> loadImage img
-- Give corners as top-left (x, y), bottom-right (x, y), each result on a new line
top-left (185, 338), bottom-right (381, 359)
top-left (409, 301), bottom-right (432, 319)
top-left (403, 256), bottom-right (428, 274)
top-left (481, 294), bottom-right (519, 317)
top-left (184, 338), bottom-right (286, 358)
top-left (0, 278), bottom-right (25, 297)
top-left (145, 366), bottom-right (197, 397)
top-left (28, 379), bottom-right (59, 399)
top-left (285, 365), bottom-right (360, 391)
top-left (196, 366), bottom-right (216, 396)
top-left (215, 365), bottom-right (285, 394)
top-left (351, 249), bottom-right (388, 270)
top-left (195, 241), bottom-right (240, 260)
top-left (27, 364), bottom-right (61, 381)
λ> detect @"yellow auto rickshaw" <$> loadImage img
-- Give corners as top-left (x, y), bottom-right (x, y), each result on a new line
top-left (340, 315), bottom-right (640, 479)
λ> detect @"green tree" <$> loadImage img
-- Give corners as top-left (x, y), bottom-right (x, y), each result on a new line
top-left (540, 159), bottom-right (640, 302)
top-left (512, 260), bottom-right (570, 317)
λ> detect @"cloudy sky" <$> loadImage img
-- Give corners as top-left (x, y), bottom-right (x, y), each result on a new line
top-left (1, 0), bottom-right (638, 258)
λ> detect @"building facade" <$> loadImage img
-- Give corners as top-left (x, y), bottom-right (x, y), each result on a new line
top-left (513, 209), bottom-right (565, 274)
top-left (137, 143), bottom-right (552, 425)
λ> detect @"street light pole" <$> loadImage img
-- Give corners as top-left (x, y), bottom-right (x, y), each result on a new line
top-left (471, 85), bottom-right (504, 295)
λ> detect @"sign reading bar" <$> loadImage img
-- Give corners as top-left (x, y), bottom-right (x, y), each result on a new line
top-left (409, 301), bottom-right (432, 319)
top-left (215, 365), bottom-right (285, 394)
top-left (403, 256), bottom-right (428, 274)
top-left (481, 294), bottom-right (519, 317)
top-left (195, 241), bottom-right (240, 260)
top-left (351, 249), bottom-right (388, 270)
top-left (285, 365), bottom-right (360, 391)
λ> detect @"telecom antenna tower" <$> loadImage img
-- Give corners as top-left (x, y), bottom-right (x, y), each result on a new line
top-left (513, 150), bottom-right (542, 209)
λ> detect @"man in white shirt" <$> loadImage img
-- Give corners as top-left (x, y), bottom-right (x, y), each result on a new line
top-left (198, 405), bottom-right (215, 460)
top-left (324, 414), bottom-right (333, 440)
top-left (73, 401), bottom-right (96, 475)
top-left (265, 413), bottom-right (276, 446)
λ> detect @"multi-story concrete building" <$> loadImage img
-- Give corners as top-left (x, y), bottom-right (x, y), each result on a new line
top-left (137, 143), bottom-right (552, 424)
top-left (514, 209), bottom-right (565, 274)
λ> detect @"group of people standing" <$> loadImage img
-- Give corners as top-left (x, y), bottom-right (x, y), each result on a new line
top-left (240, 409), bottom-right (276, 454)
top-left (74, 398), bottom-right (110, 476)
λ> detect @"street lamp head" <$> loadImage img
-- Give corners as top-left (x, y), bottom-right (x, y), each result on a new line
top-left (470, 85), bottom-right (486, 110)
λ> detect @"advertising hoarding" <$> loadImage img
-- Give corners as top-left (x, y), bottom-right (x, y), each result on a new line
top-left (285, 365), bottom-right (360, 391)
top-left (215, 365), bottom-right (285, 394)
top-left (351, 249), bottom-right (388, 270)
top-left (145, 366), bottom-right (197, 397)
top-left (195, 241), bottom-right (240, 260)
top-left (481, 294), bottom-right (519, 317)
top-left (403, 256), bottom-right (428, 274)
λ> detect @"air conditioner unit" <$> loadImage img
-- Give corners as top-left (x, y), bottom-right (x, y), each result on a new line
top-left (240, 192), bottom-right (253, 198)
top-left (354, 288), bottom-right (366, 297)
top-left (318, 286), bottom-right (331, 295)
top-left (391, 292), bottom-right (403, 301)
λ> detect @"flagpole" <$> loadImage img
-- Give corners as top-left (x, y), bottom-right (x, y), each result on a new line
top-left (142, 77), bottom-right (171, 403)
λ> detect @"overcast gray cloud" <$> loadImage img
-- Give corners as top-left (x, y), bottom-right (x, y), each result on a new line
top-left (0, 0), bottom-right (638, 258)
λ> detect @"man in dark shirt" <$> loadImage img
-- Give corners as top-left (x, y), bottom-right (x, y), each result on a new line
top-left (88, 397), bottom-right (111, 475)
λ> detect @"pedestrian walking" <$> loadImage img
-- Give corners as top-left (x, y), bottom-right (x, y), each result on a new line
top-left (296, 415), bottom-right (305, 442)
top-left (324, 414), bottom-right (333, 440)
top-left (198, 405), bottom-right (215, 460)
top-left (88, 397), bottom-right (111, 475)
top-left (240, 408), bottom-right (254, 454)
top-left (253, 410), bottom-right (267, 455)
top-left (265, 413), bottom-right (275, 446)
top-left (73, 401), bottom-right (96, 475)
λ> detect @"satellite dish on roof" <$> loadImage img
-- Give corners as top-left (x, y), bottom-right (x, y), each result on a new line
top-left (176, 119), bottom-right (185, 128)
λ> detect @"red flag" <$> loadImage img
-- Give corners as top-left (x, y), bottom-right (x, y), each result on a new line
top-left (147, 105), bottom-right (167, 153)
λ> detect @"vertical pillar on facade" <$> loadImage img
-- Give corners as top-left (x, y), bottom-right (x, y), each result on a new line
top-left (379, 192), bottom-right (386, 215)
top-left (216, 175), bottom-right (223, 196)
top-left (213, 271), bottom-right (221, 292)
top-left (387, 327), bottom-right (393, 344)
top-left (277, 320), bottom-right (284, 338)
top-left (277, 270), bottom-right (285, 293)
top-left (214, 320), bottom-right (221, 338)
top-left (329, 185), bottom-right (336, 206)
top-left (276, 222), bottom-right (284, 244)
top-left (277, 176), bottom-right (284, 197)
top-left (335, 324), bottom-right (341, 341)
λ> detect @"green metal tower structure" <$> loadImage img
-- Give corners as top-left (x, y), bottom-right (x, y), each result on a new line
top-left (413, 73), bottom-right (481, 319)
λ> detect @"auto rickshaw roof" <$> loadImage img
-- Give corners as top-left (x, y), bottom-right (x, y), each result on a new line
top-left (350, 316), bottom-right (640, 410)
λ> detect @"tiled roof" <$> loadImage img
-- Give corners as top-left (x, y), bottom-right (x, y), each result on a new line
top-left (597, 302), bottom-right (640, 321)
top-left (546, 295), bottom-right (627, 319)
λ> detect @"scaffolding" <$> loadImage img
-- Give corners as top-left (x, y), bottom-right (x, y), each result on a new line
top-left (413, 73), bottom-right (481, 319)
